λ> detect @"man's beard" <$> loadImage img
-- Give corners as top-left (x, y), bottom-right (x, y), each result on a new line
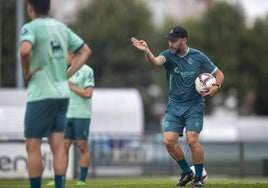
top-left (170, 45), bottom-right (183, 54)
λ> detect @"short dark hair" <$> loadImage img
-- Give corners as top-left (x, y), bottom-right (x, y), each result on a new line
top-left (28, 0), bottom-right (50, 15)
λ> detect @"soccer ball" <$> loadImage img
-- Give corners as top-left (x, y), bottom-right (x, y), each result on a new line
top-left (190, 166), bottom-right (208, 182)
top-left (194, 73), bottom-right (216, 94)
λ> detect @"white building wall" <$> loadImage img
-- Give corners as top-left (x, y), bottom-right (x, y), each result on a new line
top-left (0, 88), bottom-right (144, 140)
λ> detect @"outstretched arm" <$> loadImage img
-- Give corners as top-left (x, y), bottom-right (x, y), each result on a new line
top-left (131, 37), bottom-right (164, 66)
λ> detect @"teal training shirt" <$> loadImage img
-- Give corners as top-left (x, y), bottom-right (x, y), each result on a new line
top-left (160, 47), bottom-right (217, 104)
top-left (67, 65), bottom-right (95, 118)
top-left (20, 17), bottom-right (84, 101)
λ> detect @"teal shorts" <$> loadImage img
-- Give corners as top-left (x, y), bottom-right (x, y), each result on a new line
top-left (163, 102), bottom-right (204, 136)
top-left (64, 118), bottom-right (90, 140)
top-left (24, 98), bottom-right (69, 138)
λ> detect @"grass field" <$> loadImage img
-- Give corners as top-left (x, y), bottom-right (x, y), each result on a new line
top-left (1, 177), bottom-right (268, 188)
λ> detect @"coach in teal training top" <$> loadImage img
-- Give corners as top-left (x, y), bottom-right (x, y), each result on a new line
top-left (131, 26), bottom-right (224, 187)
top-left (160, 47), bottom-right (217, 104)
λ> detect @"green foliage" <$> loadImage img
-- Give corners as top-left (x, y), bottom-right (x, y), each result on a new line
top-left (0, 0), bottom-right (17, 86)
top-left (251, 16), bottom-right (268, 114)
top-left (70, 0), bottom-right (156, 88)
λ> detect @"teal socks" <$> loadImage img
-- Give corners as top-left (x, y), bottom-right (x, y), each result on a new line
top-left (55, 175), bottom-right (65, 188)
top-left (177, 158), bottom-right (191, 173)
top-left (79, 166), bottom-right (88, 182)
top-left (29, 177), bottom-right (41, 188)
top-left (194, 163), bottom-right (204, 178)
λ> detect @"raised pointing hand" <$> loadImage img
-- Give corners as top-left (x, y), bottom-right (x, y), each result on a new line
top-left (131, 37), bottom-right (148, 52)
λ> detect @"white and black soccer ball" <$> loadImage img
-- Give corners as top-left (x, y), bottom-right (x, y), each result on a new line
top-left (195, 73), bottom-right (216, 94)
top-left (190, 166), bottom-right (208, 182)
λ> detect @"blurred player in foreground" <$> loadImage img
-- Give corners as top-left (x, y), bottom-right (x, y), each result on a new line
top-left (131, 26), bottom-right (224, 186)
top-left (19, 0), bottom-right (91, 187)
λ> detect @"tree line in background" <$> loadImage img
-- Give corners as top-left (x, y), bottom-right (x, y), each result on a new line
top-left (1, 0), bottom-right (268, 131)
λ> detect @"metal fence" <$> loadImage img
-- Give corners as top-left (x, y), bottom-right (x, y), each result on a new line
top-left (71, 133), bottom-right (268, 179)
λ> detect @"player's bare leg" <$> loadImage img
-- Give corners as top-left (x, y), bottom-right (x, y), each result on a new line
top-left (26, 138), bottom-right (43, 177)
top-left (186, 131), bottom-right (204, 164)
top-left (76, 140), bottom-right (90, 184)
top-left (77, 140), bottom-right (90, 168)
top-left (63, 139), bottom-right (73, 163)
top-left (49, 132), bottom-right (68, 174)
top-left (163, 132), bottom-right (194, 186)
top-left (163, 132), bottom-right (184, 160)
top-left (49, 132), bottom-right (67, 187)
top-left (186, 131), bottom-right (204, 186)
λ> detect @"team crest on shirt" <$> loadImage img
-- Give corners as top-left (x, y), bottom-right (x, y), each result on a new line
top-left (187, 57), bottom-right (193, 65)
top-left (164, 121), bottom-right (170, 129)
top-left (88, 73), bottom-right (93, 80)
top-left (21, 28), bottom-right (29, 36)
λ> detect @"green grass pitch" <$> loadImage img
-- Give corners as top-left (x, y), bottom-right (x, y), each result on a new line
top-left (1, 177), bottom-right (268, 187)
